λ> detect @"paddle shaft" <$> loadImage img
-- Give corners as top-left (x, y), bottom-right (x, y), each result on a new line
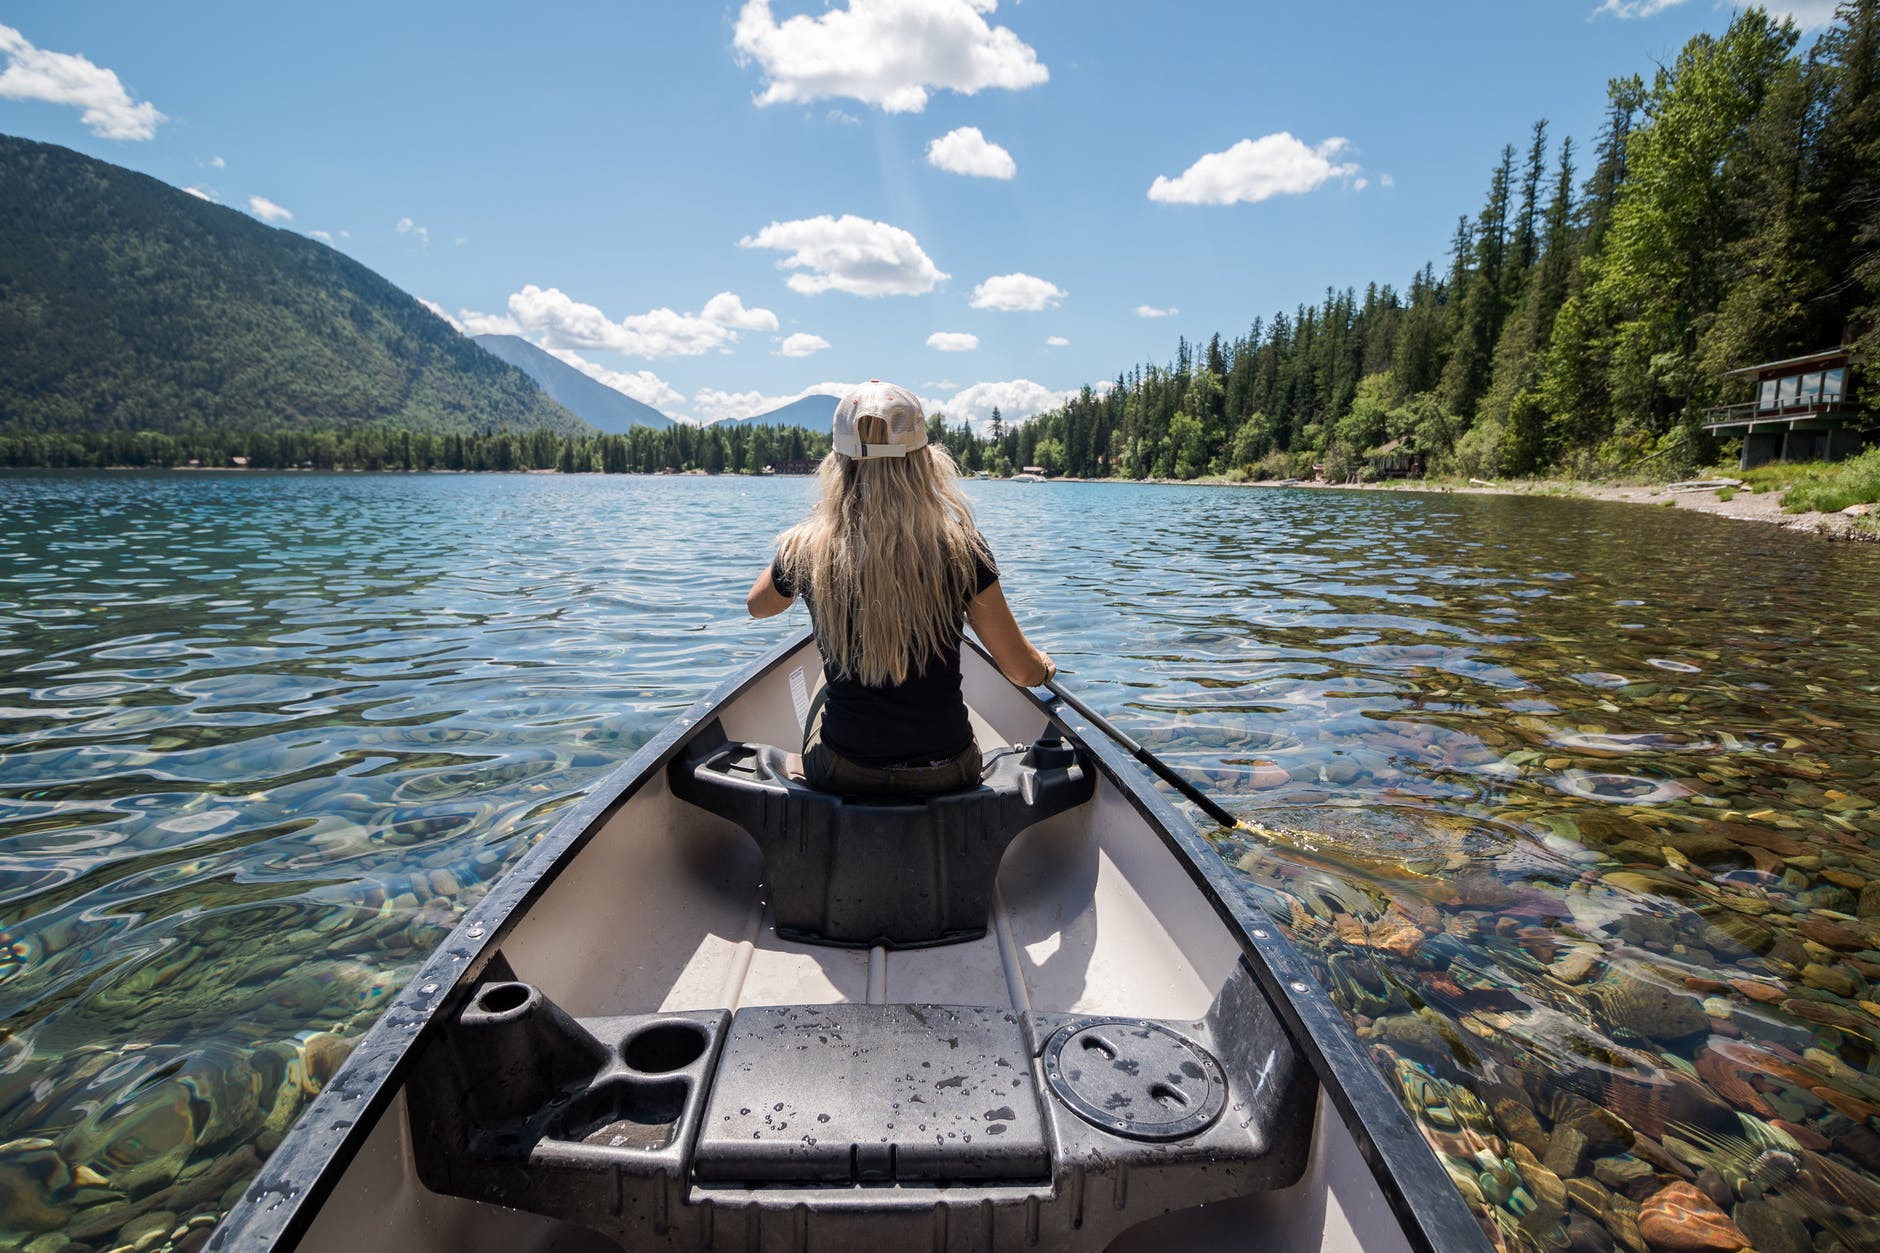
top-left (1042, 678), bottom-right (1242, 830)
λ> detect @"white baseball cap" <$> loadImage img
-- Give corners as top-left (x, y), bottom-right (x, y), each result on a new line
top-left (832, 380), bottom-right (928, 459)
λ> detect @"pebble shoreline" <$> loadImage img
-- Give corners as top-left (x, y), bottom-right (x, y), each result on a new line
top-left (1289, 477), bottom-right (1880, 542)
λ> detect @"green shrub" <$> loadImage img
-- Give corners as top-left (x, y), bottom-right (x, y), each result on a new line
top-left (1781, 446), bottom-right (1880, 513)
top-left (1248, 450), bottom-right (1303, 481)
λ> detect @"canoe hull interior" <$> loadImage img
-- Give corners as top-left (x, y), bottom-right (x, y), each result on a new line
top-left (260, 637), bottom-right (1426, 1252)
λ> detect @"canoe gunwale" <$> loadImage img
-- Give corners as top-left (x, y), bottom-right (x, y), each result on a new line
top-left (215, 627), bottom-right (1491, 1253)
top-left (995, 639), bottom-right (1493, 1253)
top-left (211, 630), bottom-right (820, 1252)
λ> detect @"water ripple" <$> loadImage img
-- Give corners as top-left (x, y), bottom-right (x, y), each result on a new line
top-left (2, 473), bottom-right (1879, 1249)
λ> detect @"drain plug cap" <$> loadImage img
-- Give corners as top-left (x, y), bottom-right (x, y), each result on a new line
top-left (1042, 1019), bottom-right (1226, 1141)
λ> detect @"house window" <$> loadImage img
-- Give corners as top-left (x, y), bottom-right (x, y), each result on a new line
top-left (1759, 379), bottom-right (1778, 410)
top-left (1823, 367), bottom-right (1845, 403)
top-left (1801, 371), bottom-right (1824, 403)
top-left (1779, 375), bottom-right (1801, 405)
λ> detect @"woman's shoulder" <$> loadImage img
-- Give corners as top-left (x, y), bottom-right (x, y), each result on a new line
top-left (969, 531), bottom-right (998, 589)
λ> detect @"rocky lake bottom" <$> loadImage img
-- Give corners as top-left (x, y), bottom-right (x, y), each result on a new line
top-left (0, 471), bottom-right (1876, 1253)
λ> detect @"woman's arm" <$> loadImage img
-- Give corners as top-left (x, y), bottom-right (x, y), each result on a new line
top-left (965, 580), bottom-right (1055, 687)
top-left (747, 566), bottom-right (794, 618)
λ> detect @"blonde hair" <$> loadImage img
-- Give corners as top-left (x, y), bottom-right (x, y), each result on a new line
top-left (777, 416), bottom-right (989, 686)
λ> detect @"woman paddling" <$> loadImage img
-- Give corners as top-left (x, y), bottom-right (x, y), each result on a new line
top-left (747, 380), bottom-right (1055, 796)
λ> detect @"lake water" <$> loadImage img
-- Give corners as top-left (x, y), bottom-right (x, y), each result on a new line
top-left (2, 471), bottom-right (1877, 1252)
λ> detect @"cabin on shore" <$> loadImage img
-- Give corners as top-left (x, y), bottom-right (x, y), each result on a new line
top-left (765, 458), bottom-right (822, 475)
top-left (1368, 437), bottom-right (1422, 479)
top-left (1701, 347), bottom-right (1867, 469)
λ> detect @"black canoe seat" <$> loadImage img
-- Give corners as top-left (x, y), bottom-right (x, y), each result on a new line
top-left (668, 719), bottom-right (1095, 949)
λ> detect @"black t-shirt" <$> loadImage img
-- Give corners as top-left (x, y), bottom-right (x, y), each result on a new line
top-left (771, 541), bottom-right (999, 767)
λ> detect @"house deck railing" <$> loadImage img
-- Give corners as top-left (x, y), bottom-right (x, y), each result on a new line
top-left (1701, 397), bottom-right (1863, 430)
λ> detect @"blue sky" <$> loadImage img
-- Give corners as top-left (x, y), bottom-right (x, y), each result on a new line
top-left (0, 1), bottom-right (1844, 425)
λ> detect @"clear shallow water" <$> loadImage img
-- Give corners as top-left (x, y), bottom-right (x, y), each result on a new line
top-left (2, 472), bottom-right (1878, 1252)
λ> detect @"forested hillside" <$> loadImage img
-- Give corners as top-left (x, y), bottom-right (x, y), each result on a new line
top-left (969, 3), bottom-right (1880, 482)
top-left (0, 135), bottom-right (585, 439)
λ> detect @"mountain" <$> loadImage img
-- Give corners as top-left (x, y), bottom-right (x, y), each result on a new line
top-left (0, 134), bottom-right (585, 437)
top-left (471, 334), bottom-right (672, 432)
top-left (721, 393), bottom-right (841, 429)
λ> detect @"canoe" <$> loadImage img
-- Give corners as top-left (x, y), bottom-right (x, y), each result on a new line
top-left (212, 629), bottom-right (1490, 1252)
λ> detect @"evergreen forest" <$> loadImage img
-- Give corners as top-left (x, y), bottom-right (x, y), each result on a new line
top-left (972, 2), bottom-right (1880, 484)
top-left (0, 420), bottom-right (827, 475)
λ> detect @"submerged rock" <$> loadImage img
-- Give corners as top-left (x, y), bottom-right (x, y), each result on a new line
top-left (0, 1141), bottom-right (73, 1236)
top-left (1731, 1198), bottom-right (1808, 1253)
top-left (1635, 1181), bottom-right (1747, 1250)
top-left (1590, 972), bottom-right (1710, 1042)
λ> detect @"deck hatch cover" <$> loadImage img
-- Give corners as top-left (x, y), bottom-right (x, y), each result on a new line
top-left (694, 1004), bottom-right (1049, 1183)
top-left (1042, 1019), bottom-right (1227, 1141)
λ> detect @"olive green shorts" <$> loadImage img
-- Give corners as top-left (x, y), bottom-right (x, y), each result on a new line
top-left (801, 687), bottom-right (981, 797)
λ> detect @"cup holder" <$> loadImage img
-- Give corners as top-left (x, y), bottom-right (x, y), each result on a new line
top-left (554, 1079), bottom-right (688, 1150)
top-left (473, 982), bottom-right (532, 1017)
top-left (623, 1021), bottom-right (708, 1074)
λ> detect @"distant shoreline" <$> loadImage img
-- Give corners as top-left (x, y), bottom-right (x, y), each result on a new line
top-left (11, 464), bottom-right (1874, 541)
top-left (1066, 472), bottom-right (1878, 542)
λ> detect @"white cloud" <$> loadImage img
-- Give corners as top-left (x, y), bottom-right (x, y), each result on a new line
top-left (927, 126), bottom-right (1015, 179)
top-left (1380, 173), bottom-right (1395, 188)
top-left (1590, 0), bottom-right (1685, 17)
top-left (545, 347), bottom-right (687, 412)
top-left (310, 229), bottom-right (335, 244)
top-left (209, 155), bottom-right (225, 168)
top-left (248, 195), bottom-right (293, 223)
top-left (741, 214), bottom-right (946, 297)
top-left (780, 332), bottom-right (831, 357)
top-left (1354, 177), bottom-right (1369, 192)
top-left (503, 285), bottom-right (777, 357)
top-left (701, 291), bottom-right (781, 331)
top-left (1149, 133), bottom-right (1359, 206)
top-left (970, 272), bottom-right (1064, 311)
top-left (1046, 336), bottom-right (1069, 348)
top-left (732, 0), bottom-right (1047, 114)
top-left (397, 216), bottom-right (430, 247)
top-left (932, 378), bottom-right (1073, 427)
top-left (0, 24), bottom-right (164, 139)
top-left (927, 331), bottom-right (979, 352)
top-left (828, 108), bottom-right (861, 125)
top-left (418, 298), bottom-right (463, 331)
top-left (181, 185), bottom-right (216, 203)
top-left (1696, 0), bottom-right (1840, 25)
top-left (457, 308), bottom-right (524, 337)
top-left (693, 388), bottom-right (787, 424)
top-left (1135, 305), bottom-right (1178, 318)
top-left (1772, 1), bottom-right (1844, 27)
top-left (691, 383), bottom-right (856, 425)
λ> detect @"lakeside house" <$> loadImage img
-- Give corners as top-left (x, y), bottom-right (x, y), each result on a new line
top-left (1368, 437), bottom-right (1422, 479)
top-left (1701, 346), bottom-right (1866, 468)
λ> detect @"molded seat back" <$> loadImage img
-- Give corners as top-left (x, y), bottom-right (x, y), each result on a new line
top-left (668, 720), bottom-right (1094, 948)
